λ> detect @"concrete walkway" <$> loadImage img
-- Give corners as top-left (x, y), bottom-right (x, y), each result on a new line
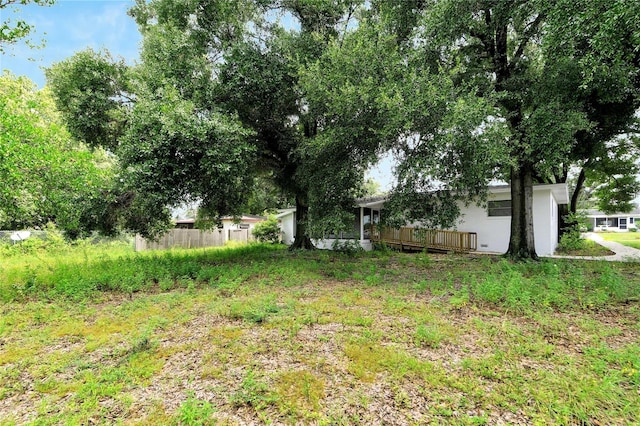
top-left (549, 232), bottom-right (640, 262)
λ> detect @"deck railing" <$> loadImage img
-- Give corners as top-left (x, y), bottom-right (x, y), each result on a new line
top-left (370, 226), bottom-right (477, 253)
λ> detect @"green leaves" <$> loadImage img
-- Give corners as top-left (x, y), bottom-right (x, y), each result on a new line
top-left (0, 72), bottom-right (113, 233)
top-left (0, 0), bottom-right (55, 52)
top-left (46, 49), bottom-right (131, 152)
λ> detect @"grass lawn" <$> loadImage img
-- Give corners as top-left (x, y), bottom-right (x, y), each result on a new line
top-left (600, 231), bottom-right (640, 249)
top-left (1, 243), bottom-right (639, 425)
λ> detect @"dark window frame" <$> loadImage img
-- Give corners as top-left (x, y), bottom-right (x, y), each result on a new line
top-left (488, 200), bottom-right (512, 217)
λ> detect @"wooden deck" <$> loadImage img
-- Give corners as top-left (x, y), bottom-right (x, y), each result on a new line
top-left (370, 226), bottom-right (477, 253)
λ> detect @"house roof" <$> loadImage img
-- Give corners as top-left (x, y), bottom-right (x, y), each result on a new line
top-left (356, 194), bottom-right (388, 209)
top-left (273, 184), bottom-right (571, 215)
top-left (354, 183), bottom-right (570, 208)
top-left (175, 218), bottom-right (195, 224)
top-left (275, 208), bottom-right (296, 219)
top-left (220, 214), bottom-right (267, 222)
top-left (485, 183), bottom-right (569, 204)
top-left (583, 209), bottom-right (640, 218)
top-left (175, 215), bottom-right (267, 225)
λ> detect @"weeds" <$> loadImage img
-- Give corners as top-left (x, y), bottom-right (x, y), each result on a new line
top-left (414, 324), bottom-right (446, 348)
top-left (230, 369), bottom-right (277, 409)
top-left (2, 243), bottom-right (640, 424)
top-left (228, 294), bottom-right (280, 323)
top-left (176, 392), bottom-right (216, 426)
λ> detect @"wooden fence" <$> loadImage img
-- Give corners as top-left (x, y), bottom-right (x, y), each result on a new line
top-left (135, 228), bottom-right (252, 251)
top-left (371, 226), bottom-right (477, 253)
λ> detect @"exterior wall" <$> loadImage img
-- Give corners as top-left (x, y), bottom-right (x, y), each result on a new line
top-left (279, 213), bottom-right (296, 245)
top-left (454, 189), bottom-right (558, 256)
top-left (312, 238), bottom-right (373, 251)
top-left (220, 224), bottom-right (251, 242)
top-left (220, 220), bottom-right (260, 236)
top-left (278, 211), bottom-right (374, 250)
top-left (454, 194), bottom-right (511, 254)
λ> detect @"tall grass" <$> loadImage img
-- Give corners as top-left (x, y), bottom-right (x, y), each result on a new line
top-left (0, 243), bottom-right (292, 302)
top-left (2, 242), bottom-right (639, 313)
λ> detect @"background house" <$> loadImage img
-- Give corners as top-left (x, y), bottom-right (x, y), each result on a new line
top-left (219, 214), bottom-right (267, 236)
top-left (584, 209), bottom-right (640, 232)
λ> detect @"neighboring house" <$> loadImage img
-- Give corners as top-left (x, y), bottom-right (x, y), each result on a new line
top-left (175, 218), bottom-right (196, 229)
top-left (277, 184), bottom-right (569, 256)
top-left (219, 214), bottom-right (267, 235)
top-left (584, 209), bottom-right (640, 232)
top-left (275, 208), bottom-right (297, 245)
top-left (174, 215), bottom-right (267, 233)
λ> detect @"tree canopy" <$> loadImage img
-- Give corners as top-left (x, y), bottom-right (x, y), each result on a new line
top-left (0, 0), bottom-right (54, 52)
top-left (345, 0), bottom-right (640, 259)
top-left (43, 0), bottom-right (640, 257)
top-left (0, 72), bottom-right (112, 235)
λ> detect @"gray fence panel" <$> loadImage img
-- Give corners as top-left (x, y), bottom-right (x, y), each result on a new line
top-left (135, 228), bottom-right (242, 251)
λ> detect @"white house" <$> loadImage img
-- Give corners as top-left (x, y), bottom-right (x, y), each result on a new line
top-left (584, 209), bottom-right (640, 232)
top-left (276, 208), bottom-right (297, 245)
top-left (278, 183), bottom-right (569, 256)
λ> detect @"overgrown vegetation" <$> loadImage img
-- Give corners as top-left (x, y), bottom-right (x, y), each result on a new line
top-left (556, 212), bottom-right (589, 253)
top-left (1, 244), bottom-right (639, 424)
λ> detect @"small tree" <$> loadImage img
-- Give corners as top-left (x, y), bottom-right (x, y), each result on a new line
top-left (252, 216), bottom-right (281, 244)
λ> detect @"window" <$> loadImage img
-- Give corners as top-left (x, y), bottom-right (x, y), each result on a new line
top-left (595, 218), bottom-right (618, 228)
top-left (238, 223), bottom-right (250, 229)
top-left (488, 200), bottom-right (511, 217)
top-left (630, 217), bottom-right (635, 224)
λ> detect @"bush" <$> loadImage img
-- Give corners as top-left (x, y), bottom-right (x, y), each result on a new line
top-left (557, 212), bottom-right (586, 252)
top-left (558, 231), bottom-right (586, 252)
top-left (331, 239), bottom-right (364, 255)
top-left (252, 215), bottom-right (281, 243)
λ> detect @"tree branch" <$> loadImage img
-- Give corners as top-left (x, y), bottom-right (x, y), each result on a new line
top-left (509, 13), bottom-right (544, 71)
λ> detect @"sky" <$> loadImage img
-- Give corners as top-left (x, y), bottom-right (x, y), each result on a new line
top-left (1, 0), bottom-right (141, 87)
top-left (0, 0), bottom-right (395, 191)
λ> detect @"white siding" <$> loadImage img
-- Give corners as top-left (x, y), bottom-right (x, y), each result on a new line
top-left (312, 239), bottom-right (373, 251)
top-left (454, 194), bottom-right (511, 254)
top-left (454, 188), bottom-right (558, 256)
top-left (279, 213), bottom-right (296, 244)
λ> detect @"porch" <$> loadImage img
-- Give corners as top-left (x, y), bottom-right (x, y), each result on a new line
top-left (371, 226), bottom-right (478, 253)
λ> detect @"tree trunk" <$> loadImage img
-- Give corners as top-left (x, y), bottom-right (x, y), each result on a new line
top-left (570, 168), bottom-right (586, 214)
top-left (289, 193), bottom-right (315, 250)
top-left (506, 163), bottom-right (538, 260)
top-left (558, 167), bottom-right (586, 238)
top-left (557, 203), bottom-right (570, 240)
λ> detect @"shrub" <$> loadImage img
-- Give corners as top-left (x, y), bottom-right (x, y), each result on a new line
top-left (558, 231), bottom-right (586, 252)
top-left (331, 239), bottom-right (364, 255)
top-left (252, 215), bottom-right (281, 243)
top-left (557, 212), bottom-right (587, 252)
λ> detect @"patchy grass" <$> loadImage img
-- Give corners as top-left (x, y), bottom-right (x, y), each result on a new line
top-left (1, 244), bottom-right (639, 424)
top-left (600, 231), bottom-right (640, 249)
